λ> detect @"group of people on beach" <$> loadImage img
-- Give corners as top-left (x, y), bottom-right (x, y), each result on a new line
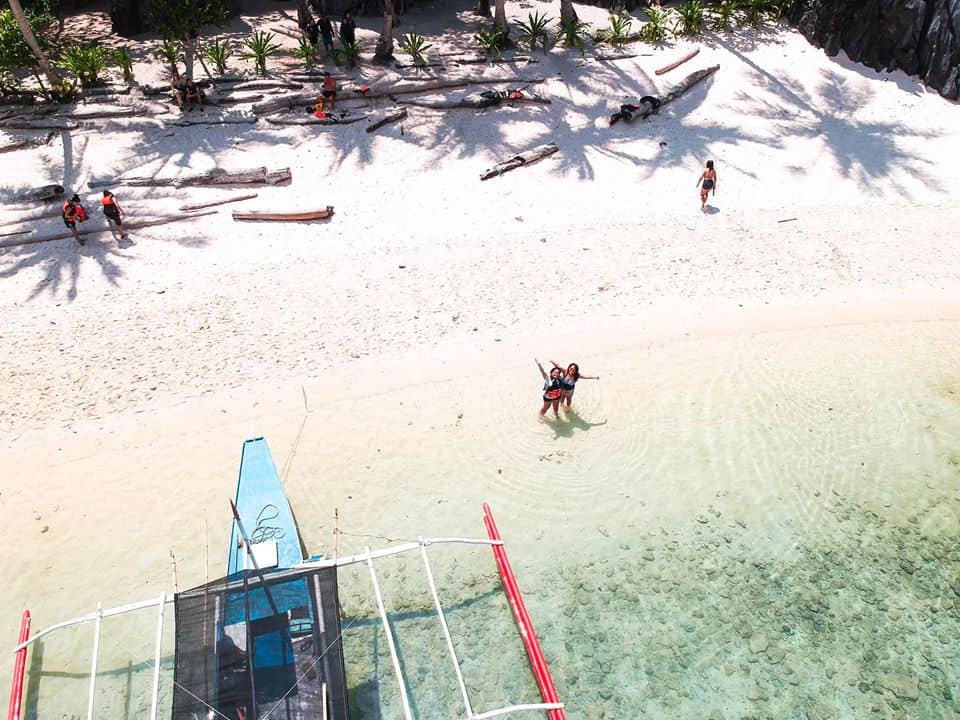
top-left (61, 190), bottom-right (128, 246)
top-left (169, 72), bottom-right (205, 112)
top-left (536, 359), bottom-right (598, 418)
top-left (297, 0), bottom-right (356, 56)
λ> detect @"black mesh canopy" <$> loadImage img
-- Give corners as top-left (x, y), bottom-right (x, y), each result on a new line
top-left (172, 566), bottom-right (349, 720)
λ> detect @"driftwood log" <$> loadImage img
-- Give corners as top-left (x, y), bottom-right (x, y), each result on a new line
top-left (0, 229), bottom-right (32, 238)
top-left (594, 52), bottom-right (650, 61)
top-left (91, 167), bottom-right (291, 189)
top-left (0, 210), bottom-right (217, 250)
top-left (265, 114), bottom-right (366, 126)
top-left (655, 46), bottom-right (700, 75)
top-left (480, 142), bottom-right (558, 180)
top-left (223, 80), bottom-right (304, 92)
top-left (0, 118), bottom-right (78, 131)
top-left (14, 184), bottom-right (64, 203)
top-left (0, 137), bottom-right (29, 153)
top-left (232, 206), bottom-right (333, 222)
top-left (62, 106), bottom-right (144, 120)
top-left (179, 193), bottom-right (258, 212)
top-left (82, 85), bottom-right (131, 96)
top-left (365, 107), bottom-right (407, 133)
top-left (252, 76), bottom-right (548, 114)
top-left (396, 93), bottom-right (550, 110)
top-left (611, 64), bottom-right (720, 125)
top-left (165, 115), bottom-right (258, 127)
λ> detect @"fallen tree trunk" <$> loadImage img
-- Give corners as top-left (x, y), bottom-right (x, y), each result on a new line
top-left (61, 106), bottom-right (145, 120)
top-left (655, 46), bottom-right (700, 75)
top-left (611, 64), bottom-right (720, 125)
top-left (224, 80), bottom-right (304, 91)
top-left (454, 55), bottom-right (538, 65)
top-left (14, 184), bottom-right (64, 203)
top-left (0, 137), bottom-right (29, 153)
top-left (82, 85), bottom-right (131, 96)
top-left (396, 94), bottom-right (550, 109)
top-left (0, 206), bottom-right (61, 226)
top-left (265, 114), bottom-right (367, 126)
top-left (232, 206), bottom-right (334, 221)
top-left (0, 119), bottom-right (78, 130)
top-left (252, 76), bottom-right (548, 114)
top-left (480, 142), bottom-right (558, 180)
top-left (0, 229), bottom-right (32, 238)
top-left (93, 167), bottom-right (291, 189)
top-left (204, 92), bottom-right (266, 106)
top-left (594, 52), bottom-right (649, 61)
top-left (0, 210), bottom-right (217, 250)
top-left (179, 193), bottom-right (258, 211)
top-left (365, 107), bottom-right (407, 132)
top-left (165, 115), bottom-right (258, 127)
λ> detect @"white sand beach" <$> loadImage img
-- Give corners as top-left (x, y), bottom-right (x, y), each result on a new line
top-left (2, 2), bottom-right (960, 717)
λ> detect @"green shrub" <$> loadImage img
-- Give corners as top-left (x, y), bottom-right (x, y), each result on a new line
top-left (154, 39), bottom-right (182, 72)
top-left (638, 6), bottom-right (674, 43)
top-left (241, 30), bottom-right (282, 75)
top-left (742, 0), bottom-right (784, 25)
top-left (711, 0), bottom-right (739, 30)
top-left (293, 37), bottom-right (316, 69)
top-left (675, 0), bottom-right (705, 36)
top-left (474, 27), bottom-right (506, 56)
top-left (556, 17), bottom-right (591, 55)
top-left (110, 46), bottom-right (134, 82)
top-left (595, 11), bottom-right (633, 46)
top-left (332, 39), bottom-right (361, 68)
top-left (516, 11), bottom-right (553, 52)
top-left (0, 8), bottom-right (53, 78)
top-left (203, 38), bottom-right (232, 74)
top-left (398, 32), bottom-right (433, 67)
top-left (48, 79), bottom-right (78, 102)
top-left (57, 44), bottom-right (107, 87)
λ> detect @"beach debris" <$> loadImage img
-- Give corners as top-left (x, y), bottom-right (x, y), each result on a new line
top-left (594, 52), bottom-right (649, 62)
top-left (0, 118), bottom-right (78, 131)
top-left (396, 89), bottom-right (550, 110)
top-left (778, 217), bottom-right (798, 223)
top-left (231, 206), bottom-right (334, 222)
top-left (655, 46), bottom-right (701, 75)
top-left (480, 142), bottom-right (559, 180)
top-left (90, 167), bottom-right (290, 189)
top-left (0, 210), bottom-right (217, 250)
top-left (0, 136), bottom-right (30, 153)
top-left (265, 114), bottom-right (367, 126)
top-left (179, 193), bottom-right (259, 212)
top-left (14, 184), bottom-right (64, 204)
top-left (365, 107), bottom-right (408, 133)
top-left (251, 76), bottom-right (548, 115)
top-left (608, 64), bottom-right (719, 126)
top-left (165, 115), bottom-right (258, 127)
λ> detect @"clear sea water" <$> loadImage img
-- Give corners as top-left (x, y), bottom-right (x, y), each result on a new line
top-left (12, 318), bottom-right (960, 719)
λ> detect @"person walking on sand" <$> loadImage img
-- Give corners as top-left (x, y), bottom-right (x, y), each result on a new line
top-left (61, 194), bottom-right (87, 245)
top-left (551, 361), bottom-right (599, 409)
top-left (697, 160), bottom-right (717, 212)
top-left (537, 358), bottom-right (564, 418)
top-left (100, 190), bottom-right (127, 240)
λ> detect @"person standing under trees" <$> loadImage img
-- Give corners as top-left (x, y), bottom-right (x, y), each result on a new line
top-left (697, 160), bottom-right (717, 212)
top-left (317, 13), bottom-right (334, 55)
top-left (339, 11), bottom-right (356, 45)
top-left (100, 190), bottom-right (128, 240)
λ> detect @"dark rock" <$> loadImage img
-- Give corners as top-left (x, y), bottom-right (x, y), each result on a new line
top-left (787, 0), bottom-right (960, 99)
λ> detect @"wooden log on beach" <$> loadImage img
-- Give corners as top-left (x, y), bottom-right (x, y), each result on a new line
top-left (14, 184), bottom-right (64, 203)
top-left (610, 64), bottom-right (719, 125)
top-left (0, 229), bottom-right (32, 238)
top-left (0, 118), bottom-right (78, 130)
top-left (62, 106), bottom-right (144, 120)
top-left (251, 76), bottom-right (548, 114)
top-left (655, 46), bottom-right (700, 76)
top-left (265, 114), bottom-right (366, 126)
top-left (594, 52), bottom-right (649, 61)
top-left (165, 115), bottom-right (258, 127)
top-left (82, 85), bottom-right (131, 96)
top-left (480, 142), bottom-right (558, 180)
top-left (365, 107), bottom-right (407, 132)
top-left (396, 92), bottom-right (550, 110)
top-left (0, 210), bottom-right (217, 250)
top-left (179, 193), bottom-right (258, 212)
top-left (0, 137), bottom-right (30, 153)
top-left (94, 167), bottom-right (290, 189)
top-left (224, 80), bottom-right (304, 91)
top-left (231, 206), bottom-right (334, 222)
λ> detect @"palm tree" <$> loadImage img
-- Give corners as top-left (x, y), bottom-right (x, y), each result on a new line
top-left (559, 0), bottom-right (578, 25)
top-left (6, 0), bottom-right (61, 87)
top-left (374, 0), bottom-right (396, 63)
top-left (493, 0), bottom-right (508, 36)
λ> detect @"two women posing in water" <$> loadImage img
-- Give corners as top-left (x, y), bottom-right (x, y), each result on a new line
top-left (536, 358), bottom-right (599, 418)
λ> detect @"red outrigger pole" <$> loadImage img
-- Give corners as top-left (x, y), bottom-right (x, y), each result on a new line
top-left (483, 504), bottom-right (566, 720)
top-left (7, 610), bottom-right (30, 720)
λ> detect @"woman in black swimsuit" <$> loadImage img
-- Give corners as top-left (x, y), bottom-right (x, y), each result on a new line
top-left (536, 359), bottom-right (564, 418)
top-left (697, 159), bottom-right (717, 211)
top-left (551, 361), bottom-right (599, 409)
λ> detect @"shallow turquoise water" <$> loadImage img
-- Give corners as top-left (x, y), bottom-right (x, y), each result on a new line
top-left (16, 319), bottom-right (960, 719)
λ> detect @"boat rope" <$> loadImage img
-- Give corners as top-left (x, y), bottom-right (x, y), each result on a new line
top-left (260, 615), bottom-right (359, 720)
top-left (249, 504), bottom-right (287, 544)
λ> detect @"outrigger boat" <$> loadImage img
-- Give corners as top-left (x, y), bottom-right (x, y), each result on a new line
top-left (8, 438), bottom-right (566, 720)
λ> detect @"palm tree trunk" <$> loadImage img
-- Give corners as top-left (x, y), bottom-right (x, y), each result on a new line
top-left (493, 0), bottom-right (508, 35)
top-left (559, 0), bottom-right (577, 25)
top-left (475, 0), bottom-right (490, 16)
top-left (7, 0), bottom-right (62, 86)
top-left (373, 0), bottom-right (395, 64)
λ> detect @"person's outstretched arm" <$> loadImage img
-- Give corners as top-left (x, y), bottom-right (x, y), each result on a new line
top-left (535, 358), bottom-right (547, 379)
top-left (550, 360), bottom-right (563, 370)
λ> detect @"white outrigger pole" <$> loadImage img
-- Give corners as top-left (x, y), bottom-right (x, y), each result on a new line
top-left (10, 513), bottom-right (566, 720)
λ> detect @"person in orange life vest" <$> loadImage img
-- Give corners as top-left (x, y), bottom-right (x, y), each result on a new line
top-left (536, 358), bottom-right (564, 418)
top-left (61, 194), bottom-right (87, 245)
top-left (100, 190), bottom-right (127, 240)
